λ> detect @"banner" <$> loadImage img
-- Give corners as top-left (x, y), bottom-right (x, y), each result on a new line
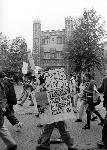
top-left (22, 62), bottom-right (28, 74)
top-left (33, 68), bottom-right (74, 124)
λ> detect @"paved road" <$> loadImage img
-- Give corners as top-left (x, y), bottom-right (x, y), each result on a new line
top-left (0, 85), bottom-right (106, 150)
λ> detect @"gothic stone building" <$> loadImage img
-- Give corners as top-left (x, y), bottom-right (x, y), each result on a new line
top-left (32, 18), bottom-right (107, 86)
top-left (33, 17), bottom-right (73, 69)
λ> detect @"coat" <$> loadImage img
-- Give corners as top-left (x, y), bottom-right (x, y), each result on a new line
top-left (3, 77), bottom-right (17, 106)
top-left (84, 80), bottom-right (95, 105)
top-left (98, 77), bottom-right (107, 108)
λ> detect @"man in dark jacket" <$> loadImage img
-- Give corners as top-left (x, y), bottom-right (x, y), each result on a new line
top-left (97, 76), bottom-right (107, 148)
top-left (0, 71), bottom-right (17, 150)
top-left (3, 76), bottom-right (22, 132)
top-left (82, 73), bottom-right (104, 130)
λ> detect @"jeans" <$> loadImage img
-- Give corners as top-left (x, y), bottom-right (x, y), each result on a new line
top-left (38, 121), bottom-right (73, 148)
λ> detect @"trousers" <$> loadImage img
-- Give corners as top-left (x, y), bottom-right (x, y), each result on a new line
top-left (5, 105), bottom-right (19, 125)
top-left (78, 100), bottom-right (87, 119)
top-left (38, 121), bottom-right (73, 148)
top-left (0, 111), bottom-right (16, 148)
top-left (86, 104), bottom-right (103, 127)
top-left (20, 87), bottom-right (34, 105)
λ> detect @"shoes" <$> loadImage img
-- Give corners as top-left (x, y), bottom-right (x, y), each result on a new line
top-left (18, 103), bottom-right (23, 106)
top-left (82, 124), bottom-right (90, 129)
top-left (98, 120), bottom-right (104, 126)
top-left (75, 119), bottom-right (82, 122)
top-left (73, 110), bottom-right (78, 113)
top-left (14, 122), bottom-right (22, 132)
top-left (50, 138), bottom-right (64, 144)
top-left (91, 116), bottom-right (97, 121)
top-left (6, 145), bottom-right (17, 150)
top-left (68, 147), bottom-right (77, 150)
top-left (29, 103), bottom-right (34, 106)
top-left (18, 98), bottom-right (22, 101)
top-left (97, 141), bottom-right (107, 148)
top-left (35, 113), bottom-right (39, 117)
top-left (36, 146), bottom-right (50, 150)
top-left (37, 123), bottom-right (44, 128)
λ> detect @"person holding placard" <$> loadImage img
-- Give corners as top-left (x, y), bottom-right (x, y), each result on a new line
top-left (36, 69), bottom-right (77, 150)
top-left (36, 121), bottom-right (77, 150)
top-left (0, 71), bottom-right (17, 150)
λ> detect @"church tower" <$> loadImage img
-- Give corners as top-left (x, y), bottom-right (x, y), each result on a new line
top-left (33, 19), bottom-right (41, 66)
top-left (65, 16), bottom-right (73, 42)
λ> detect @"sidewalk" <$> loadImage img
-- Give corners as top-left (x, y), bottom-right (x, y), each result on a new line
top-left (2, 105), bottom-right (105, 150)
top-left (14, 85), bottom-right (107, 150)
top-left (0, 85), bottom-right (106, 150)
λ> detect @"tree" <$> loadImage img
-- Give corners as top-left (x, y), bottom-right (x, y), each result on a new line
top-left (7, 37), bottom-right (28, 72)
top-left (65, 9), bottom-right (105, 75)
top-left (0, 33), bottom-right (10, 70)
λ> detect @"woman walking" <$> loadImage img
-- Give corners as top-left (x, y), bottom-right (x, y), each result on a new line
top-left (18, 73), bottom-right (34, 106)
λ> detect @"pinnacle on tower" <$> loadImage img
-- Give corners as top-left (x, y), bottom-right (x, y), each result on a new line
top-left (65, 16), bottom-right (73, 41)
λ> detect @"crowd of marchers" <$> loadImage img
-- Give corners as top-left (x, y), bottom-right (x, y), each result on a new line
top-left (0, 67), bottom-right (107, 150)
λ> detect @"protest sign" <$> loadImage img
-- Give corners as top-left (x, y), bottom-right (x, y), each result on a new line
top-left (34, 68), bottom-right (74, 124)
top-left (22, 62), bottom-right (28, 74)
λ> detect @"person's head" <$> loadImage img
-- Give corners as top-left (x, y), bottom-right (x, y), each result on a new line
top-left (26, 72), bottom-right (32, 77)
top-left (104, 73), bottom-right (107, 79)
top-left (44, 67), bottom-right (51, 72)
top-left (0, 71), bottom-right (6, 78)
top-left (84, 73), bottom-right (92, 82)
top-left (70, 74), bottom-right (73, 77)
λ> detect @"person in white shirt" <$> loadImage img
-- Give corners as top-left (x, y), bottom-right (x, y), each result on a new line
top-left (69, 74), bottom-right (77, 113)
top-left (74, 80), bottom-right (86, 112)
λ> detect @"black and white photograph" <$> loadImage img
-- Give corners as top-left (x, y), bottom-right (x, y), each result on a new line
top-left (0, 0), bottom-right (107, 149)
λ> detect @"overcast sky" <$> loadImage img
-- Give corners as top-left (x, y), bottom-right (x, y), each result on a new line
top-left (1, 0), bottom-right (107, 49)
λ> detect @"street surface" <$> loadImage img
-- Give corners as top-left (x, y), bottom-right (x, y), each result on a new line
top-left (0, 85), bottom-right (106, 150)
